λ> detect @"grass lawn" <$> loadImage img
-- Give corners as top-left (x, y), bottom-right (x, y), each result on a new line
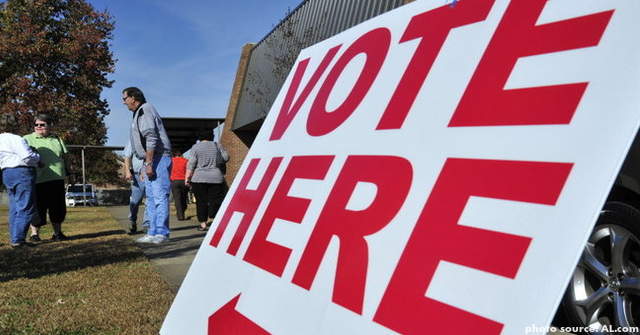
top-left (0, 206), bottom-right (175, 335)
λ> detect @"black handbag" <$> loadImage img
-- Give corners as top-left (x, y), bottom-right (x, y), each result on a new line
top-left (215, 143), bottom-right (226, 175)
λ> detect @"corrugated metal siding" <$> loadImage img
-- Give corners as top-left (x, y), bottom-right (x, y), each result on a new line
top-left (233, 0), bottom-right (406, 130)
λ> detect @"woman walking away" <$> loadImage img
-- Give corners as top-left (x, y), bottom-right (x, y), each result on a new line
top-left (185, 130), bottom-right (229, 231)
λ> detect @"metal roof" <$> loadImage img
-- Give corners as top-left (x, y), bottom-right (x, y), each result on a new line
top-left (162, 117), bottom-right (225, 153)
top-left (233, 0), bottom-right (406, 131)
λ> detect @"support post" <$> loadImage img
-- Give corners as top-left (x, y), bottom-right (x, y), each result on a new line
top-left (81, 147), bottom-right (86, 206)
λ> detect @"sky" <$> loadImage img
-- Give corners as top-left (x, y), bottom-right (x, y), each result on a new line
top-left (87, 0), bottom-right (303, 147)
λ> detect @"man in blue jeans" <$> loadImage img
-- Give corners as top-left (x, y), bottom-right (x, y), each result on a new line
top-left (123, 140), bottom-right (150, 234)
top-left (123, 87), bottom-right (172, 244)
top-left (0, 132), bottom-right (40, 247)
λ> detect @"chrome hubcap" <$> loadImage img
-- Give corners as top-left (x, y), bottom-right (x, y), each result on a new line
top-left (568, 221), bottom-right (640, 333)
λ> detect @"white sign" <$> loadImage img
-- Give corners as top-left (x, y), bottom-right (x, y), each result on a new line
top-left (162, 0), bottom-right (640, 334)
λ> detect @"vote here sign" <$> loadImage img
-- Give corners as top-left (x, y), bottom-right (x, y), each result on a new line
top-left (162, 0), bottom-right (640, 334)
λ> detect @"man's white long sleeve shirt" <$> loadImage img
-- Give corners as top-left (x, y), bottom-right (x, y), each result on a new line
top-left (0, 133), bottom-right (40, 169)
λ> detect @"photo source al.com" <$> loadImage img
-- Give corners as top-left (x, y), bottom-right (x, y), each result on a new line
top-left (526, 325), bottom-right (640, 334)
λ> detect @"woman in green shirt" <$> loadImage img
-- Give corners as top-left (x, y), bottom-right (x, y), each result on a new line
top-left (24, 114), bottom-right (70, 241)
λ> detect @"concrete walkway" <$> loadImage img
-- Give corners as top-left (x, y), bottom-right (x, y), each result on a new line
top-left (107, 205), bottom-right (205, 292)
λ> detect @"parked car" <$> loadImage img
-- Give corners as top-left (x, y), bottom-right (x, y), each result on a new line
top-left (65, 184), bottom-right (98, 207)
top-left (556, 133), bottom-right (640, 333)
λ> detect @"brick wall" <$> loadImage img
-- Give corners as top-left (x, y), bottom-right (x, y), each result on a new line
top-left (220, 43), bottom-right (255, 185)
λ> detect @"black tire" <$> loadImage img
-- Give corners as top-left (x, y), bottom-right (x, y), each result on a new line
top-left (560, 201), bottom-right (640, 334)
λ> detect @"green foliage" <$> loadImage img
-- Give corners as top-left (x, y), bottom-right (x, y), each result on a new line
top-left (0, 0), bottom-right (122, 186)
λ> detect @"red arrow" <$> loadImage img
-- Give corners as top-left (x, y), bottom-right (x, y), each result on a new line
top-left (208, 294), bottom-right (270, 334)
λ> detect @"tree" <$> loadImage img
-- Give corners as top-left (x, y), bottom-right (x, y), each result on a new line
top-left (0, 0), bottom-right (122, 186)
top-left (66, 150), bottom-right (126, 187)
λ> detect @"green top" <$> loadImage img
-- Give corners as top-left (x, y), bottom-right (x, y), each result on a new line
top-left (23, 133), bottom-right (67, 183)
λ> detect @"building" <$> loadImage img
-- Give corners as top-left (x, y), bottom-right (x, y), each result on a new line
top-left (162, 117), bottom-right (225, 154)
top-left (220, 0), bottom-right (414, 183)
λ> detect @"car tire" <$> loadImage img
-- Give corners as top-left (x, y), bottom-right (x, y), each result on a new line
top-left (560, 201), bottom-right (640, 334)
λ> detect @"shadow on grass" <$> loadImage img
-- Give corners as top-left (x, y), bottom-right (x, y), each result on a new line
top-left (67, 229), bottom-right (124, 240)
top-left (0, 237), bottom-right (144, 283)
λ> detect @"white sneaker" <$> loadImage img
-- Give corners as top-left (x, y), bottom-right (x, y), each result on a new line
top-left (151, 235), bottom-right (169, 244)
top-left (136, 235), bottom-right (155, 243)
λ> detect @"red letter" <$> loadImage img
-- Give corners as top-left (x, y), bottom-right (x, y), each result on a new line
top-left (374, 158), bottom-right (572, 334)
top-left (307, 28), bottom-right (391, 137)
top-left (244, 156), bottom-right (334, 277)
top-left (377, 0), bottom-right (495, 130)
top-left (450, 0), bottom-right (613, 126)
top-left (269, 45), bottom-right (342, 141)
top-left (292, 155), bottom-right (413, 314)
top-left (210, 157), bottom-right (283, 255)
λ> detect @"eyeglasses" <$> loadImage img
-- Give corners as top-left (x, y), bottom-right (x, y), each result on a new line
top-left (34, 123), bottom-right (48, 127)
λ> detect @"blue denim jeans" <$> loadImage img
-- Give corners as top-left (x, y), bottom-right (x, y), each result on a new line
top-left (145, 155), bottom-right (172, 237)
top-left (129, 173), bottom-right (149, 228)
top-left (2, 167), bottom-right (38, 244)
top-left (129, 172), bottom-right (150, 228)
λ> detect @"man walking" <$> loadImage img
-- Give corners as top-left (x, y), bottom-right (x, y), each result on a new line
top-left (0, 132), bottom-right (40, 247)
top-left (170, 150), bottom-right (189, 220)
top-left (122, 87), bottom-right (172, 244)
top-left (123, 139), bottom-right (150, 234)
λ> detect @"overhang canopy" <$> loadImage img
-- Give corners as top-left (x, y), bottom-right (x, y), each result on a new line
top-left (162, 117), bottom-right (225, 153)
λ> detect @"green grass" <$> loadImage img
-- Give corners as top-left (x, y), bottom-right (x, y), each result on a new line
top-left (0, 206), bottom-right (175, 335)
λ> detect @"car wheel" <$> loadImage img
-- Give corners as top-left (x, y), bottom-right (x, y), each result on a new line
top-left (561, 201), bottom-right (640, 334)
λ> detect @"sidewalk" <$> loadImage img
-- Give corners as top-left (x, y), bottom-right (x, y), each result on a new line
top-left (107, 205), bottom-right (205, 292)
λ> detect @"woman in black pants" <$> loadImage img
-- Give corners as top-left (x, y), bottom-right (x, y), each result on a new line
top-left (185, 131), bottom-right (229, 231)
